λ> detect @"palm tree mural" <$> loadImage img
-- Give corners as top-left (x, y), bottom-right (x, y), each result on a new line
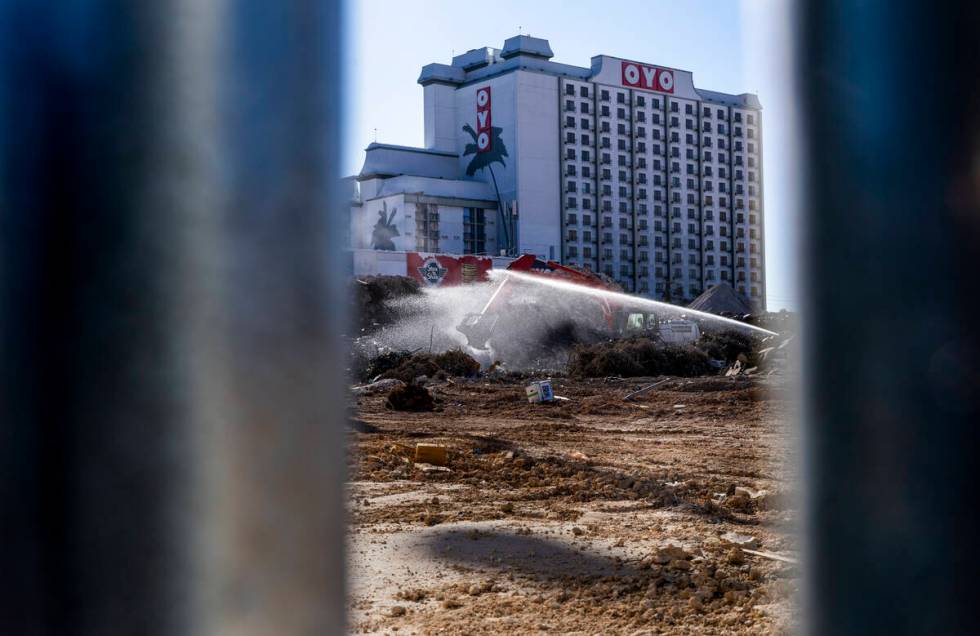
top-left (462, 123), bottom-right (510, 250)
top-left (371, 201), bottom-right (399, 250)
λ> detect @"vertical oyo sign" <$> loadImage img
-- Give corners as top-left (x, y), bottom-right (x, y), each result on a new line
top-left (620, 61), bottom-right (674, 94)
top-left (475, 86), bottom-right (492, 153)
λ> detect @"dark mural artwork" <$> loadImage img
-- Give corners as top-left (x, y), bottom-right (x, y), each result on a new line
top-left (462, 123), bottom-right (508, 177)
top-left (371, 201), bottom-right (399, 250)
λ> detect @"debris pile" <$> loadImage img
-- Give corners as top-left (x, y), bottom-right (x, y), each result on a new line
top-left (568, 338), bottom-right (712, 378)
top-left (354, 348), bottom-right (481, 383)
top-left (351, 275), bottom-right (422, 334)
top-left (385, 383), bottom-right (436, 412)
top-left (687, 283), bottom-right (753, 317)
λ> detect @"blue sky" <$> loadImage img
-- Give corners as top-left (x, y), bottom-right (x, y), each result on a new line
top-left (344, 0), bottom-right (800, 310)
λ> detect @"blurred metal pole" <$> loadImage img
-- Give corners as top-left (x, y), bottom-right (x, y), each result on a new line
top-left (0, 2), bottom-right (347, 634)
top-left (799, 1), bottom-right (980, 633)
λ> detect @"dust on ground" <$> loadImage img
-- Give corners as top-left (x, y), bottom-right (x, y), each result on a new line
top-left (348, 374), bottom-right (799, 634)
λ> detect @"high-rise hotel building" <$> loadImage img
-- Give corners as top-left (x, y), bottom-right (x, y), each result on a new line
top-left (352, 35), bottom-right (765, 308)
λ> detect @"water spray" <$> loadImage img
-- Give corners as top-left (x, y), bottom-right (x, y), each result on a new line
top-left (489, 269), bottom-right (778, 337)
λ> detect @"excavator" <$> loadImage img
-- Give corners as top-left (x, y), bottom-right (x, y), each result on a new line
top-left (456, 254), bottom-right (699, 355)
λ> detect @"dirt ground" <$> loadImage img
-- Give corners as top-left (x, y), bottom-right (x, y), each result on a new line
top-left (347, 374), bottom-right (799, 635)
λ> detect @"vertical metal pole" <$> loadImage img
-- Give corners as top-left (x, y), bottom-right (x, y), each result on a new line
top-left (800, 1), bottom-right (980, 633)
top-left (0, 2), bottom-right (347, 634)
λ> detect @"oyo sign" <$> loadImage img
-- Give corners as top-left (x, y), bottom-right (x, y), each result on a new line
top-left (476, 86), bottom-right (491, 153)
top-left (620, 61), bottom-right (674, 94)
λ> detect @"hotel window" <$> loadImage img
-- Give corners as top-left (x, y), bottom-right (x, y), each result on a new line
top-left (463, 208), bottom-right (486, 254)
top-left (580, 86), bottom-right (589, 98)
top-left (565, 84), bottom-right (574, 95)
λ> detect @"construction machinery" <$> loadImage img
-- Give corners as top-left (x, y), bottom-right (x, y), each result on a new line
top-left (456, 254), bottom-right (699, 354)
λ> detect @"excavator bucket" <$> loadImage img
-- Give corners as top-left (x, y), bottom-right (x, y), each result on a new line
top-left (456, 312), bottom-right (499, 350)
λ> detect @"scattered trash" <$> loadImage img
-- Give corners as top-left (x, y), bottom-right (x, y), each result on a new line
top-left (734, 486), bottom-right (768, 500)
top-left (623, 378), bottom-right (672, 401)
top-left (569, 450), bottom-right (589, 462)
top-left (385, 384), bottom-right (435, 412)
top-left (725, 360), bottom-right (745, 377)
top-left (552, 394), bottom-right (570, 401)
top-left (526, 379), bottom-right (555, 403)
top-left (743, 548), bottom-right (798, 565)
top-left (414, 463), bottom-right (451, 474)
top-left (351, 378), bottom-right (405, 396)
top-left (414, 443), bottom-right (448, 466)
top-left (673, 404), bottom-right (687, 409)
top-left (721, 532), bottom-right (760, 550)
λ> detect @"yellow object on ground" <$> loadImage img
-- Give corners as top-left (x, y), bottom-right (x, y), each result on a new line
top-left (414, 443), bottom-right (448, 466)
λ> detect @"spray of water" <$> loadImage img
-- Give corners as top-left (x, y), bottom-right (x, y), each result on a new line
top-left (489, 269), bottom-right (779, 337)
top-left (354, 270), bottom-right (777, 374)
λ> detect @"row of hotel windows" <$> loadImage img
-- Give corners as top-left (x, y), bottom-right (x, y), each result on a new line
top-left (563, 82), bottom-right (757, 123)
top-left (563, 129), bottom-right (759, 158)
top-left (566, 180), bottom-right (759, 196)
top-left (563, 148), bottom-right (758, 168)
top-left (562, 114), bottom-right (758, 145)
top-left (563, 240), bottom-right (759, 257)
top-left (567, 211), bottom-right (760, 225)
top-left (566, 225), bottom-right (760, 241)
top-left (564, 196), bottom-right (760, 212)
top-left (560, 255), bottom-right (762, 284)
top-left (563, 102), bottom-right (758, 140)
top-left (564, 164), bottom-right (757, 183)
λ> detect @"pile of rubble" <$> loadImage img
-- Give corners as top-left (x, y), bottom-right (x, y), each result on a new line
top-left (350, 275), bottom-right (422, 334)
top-left (567, 329), bottom-right (761, 379)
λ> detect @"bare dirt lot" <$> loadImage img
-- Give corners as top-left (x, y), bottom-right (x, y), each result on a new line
top-left (348, 374), bottom-right (799, 635)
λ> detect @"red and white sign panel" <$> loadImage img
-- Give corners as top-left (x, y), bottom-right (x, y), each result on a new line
top-left (620, 61), bottom-right (674, 94)
top-left (407, 253), bottom-right (492, 287)
top-left (476, 86), bottom-right (492, 153)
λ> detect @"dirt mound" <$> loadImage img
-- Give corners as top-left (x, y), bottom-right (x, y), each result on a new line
top-left (697, 329), bottom-right (759, 363)
top-left (351, 275), bottom-right (422, 333)
top-left (385, 384), bottom-right (435, 412)
top-left (366, 348), bottom-right (481, 383)
top-left (432, 349), bottom-right (482, 377)
top-left (569, 338), bottom-right (712, 378)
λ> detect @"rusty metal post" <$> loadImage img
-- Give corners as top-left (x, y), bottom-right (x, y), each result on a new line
top-left (0, 2), bottom-right (347, 634)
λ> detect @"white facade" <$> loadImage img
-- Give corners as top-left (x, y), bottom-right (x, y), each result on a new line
top-left (353, 35), bottom-right (765, 308)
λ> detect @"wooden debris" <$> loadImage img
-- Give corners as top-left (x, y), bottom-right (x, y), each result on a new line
top-left (623, 378), bottom-right (672, 401)
top-left (743, 548), bottom-right (798, 564)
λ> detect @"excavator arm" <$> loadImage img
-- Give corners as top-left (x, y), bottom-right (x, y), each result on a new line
top-left (456, 254), bottom-right (617, 350)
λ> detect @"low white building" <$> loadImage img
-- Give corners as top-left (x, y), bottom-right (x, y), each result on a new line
top-left (352, 34), bottom-right (765, 309)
